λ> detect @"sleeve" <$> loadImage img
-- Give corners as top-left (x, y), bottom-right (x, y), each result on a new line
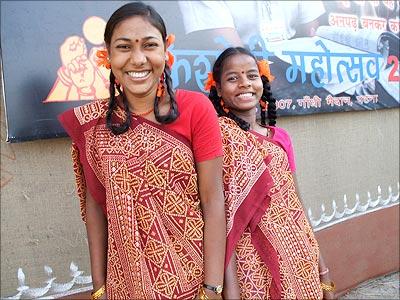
top-left (190, 93), bottom-right (224, 163)
top-left (58, 108), bottom-right (107, 218)
top-left (178, 1), bottom-right (235, 34)
top-left (272, 127), bottom-right (297, 173)
top-left (297, 1), bottom-right (326, 24)
top-left (58, 109), bottom-right (88, 222)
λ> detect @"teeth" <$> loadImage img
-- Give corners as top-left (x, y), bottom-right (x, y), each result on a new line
top-left (237, 93), bottom-right (253, 98)
top-left (127, 71), bottom-right (150, 78)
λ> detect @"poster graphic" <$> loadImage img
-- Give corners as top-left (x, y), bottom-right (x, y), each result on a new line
top-left (1, 1), bottom-right (399, 142)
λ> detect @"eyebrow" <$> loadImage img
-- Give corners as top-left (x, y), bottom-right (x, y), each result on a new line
top-left (224, 68), bottom-right (259, 76)
top-left (113, 36), bottom-right (161, 43)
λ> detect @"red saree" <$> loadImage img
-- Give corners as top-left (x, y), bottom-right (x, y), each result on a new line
top-left (219, 117), bottom-right (322, 300)
top-left (59, 100), bottom-right (204, 299)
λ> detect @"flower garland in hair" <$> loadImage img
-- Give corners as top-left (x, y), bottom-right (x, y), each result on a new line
top-left (257, 59), bottom-right (274, 82)
top-left (96, 48), bottom-right (111, 69)
top-left (166, 34), bottom-right (175, 68)
top-left (204, 72), bottom-right (216, 91)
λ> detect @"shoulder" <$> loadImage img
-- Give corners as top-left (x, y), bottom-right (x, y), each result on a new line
top-left (218, 117), bottom-right (246, 138)
top-left (218, 116), bottom-right (237, 128)
top-left (270, 126), bottom-right (292, 141)
top-left (269, 125), bottom-right (295, 154)
top-left (176, 89), bottom-right (214, 113)
top-left (72, 98), bottom-right (109, 126)
top-left (176, 89), bottom-right (209, 103)
top-left (58, 99), bottom-right (109, 144)
top-left (268, 126), bottom-right (292, 144)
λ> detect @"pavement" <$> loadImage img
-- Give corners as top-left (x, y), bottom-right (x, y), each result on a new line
top-left (340, 272), bottom-right (399, 299)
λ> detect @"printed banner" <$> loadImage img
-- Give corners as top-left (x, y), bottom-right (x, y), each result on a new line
top-left (1, 1), bottom-right (399, 142)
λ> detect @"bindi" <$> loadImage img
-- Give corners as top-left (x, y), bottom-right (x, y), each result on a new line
top-left (135, 39), bottom-right (139, 43)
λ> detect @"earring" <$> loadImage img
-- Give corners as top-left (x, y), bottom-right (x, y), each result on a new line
top-left (259, 99), bottom-right (267, 111)
top-left (220, 99), bottom-right (229, 114)
top-left (156, 73), bottom-right (166, 99)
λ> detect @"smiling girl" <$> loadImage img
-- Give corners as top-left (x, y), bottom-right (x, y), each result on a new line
top-left (206, 47), bottom-right (335, 300)
top-left (58, 3), bottom-right (226, 299)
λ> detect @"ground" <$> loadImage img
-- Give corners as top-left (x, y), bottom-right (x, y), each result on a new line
top-left (340, 272), bottom-right (399, 300)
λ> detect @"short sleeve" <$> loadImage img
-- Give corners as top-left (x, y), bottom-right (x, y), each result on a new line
top-left (190, 94), bottom-right (223, 163)
top-left (178, 1), bottom-right (235, 34)
top-left (58, 106), bottom-right (107, 216)
top-left (71, 143), bottom-right (87, 223)
top-left (271, 127), bottom-right (296, 173)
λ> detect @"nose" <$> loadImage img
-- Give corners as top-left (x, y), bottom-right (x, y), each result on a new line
top-left (239, 75), bottom-right (251, 88)
top-left (129, 49), bottom-right (146, 66)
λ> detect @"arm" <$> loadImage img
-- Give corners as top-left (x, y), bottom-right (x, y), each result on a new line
top-left (85, 191), bottom-right (108, 298)
top-left (293, 174), bottom-right (335, 300)
top-left (196, 157), bottom-right (226, 299)
top-left (223, 252), bottom-right (241, 299)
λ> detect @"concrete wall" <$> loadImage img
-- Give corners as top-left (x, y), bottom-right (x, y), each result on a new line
top-left (1, 95), bottom-right (399, 296)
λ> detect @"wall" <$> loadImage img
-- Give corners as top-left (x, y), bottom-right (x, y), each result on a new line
top-left (1, 92), bottom-right (399, 296)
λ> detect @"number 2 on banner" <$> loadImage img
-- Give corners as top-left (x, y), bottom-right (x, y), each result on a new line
top-left (387, 55), bottom-right (400, 82)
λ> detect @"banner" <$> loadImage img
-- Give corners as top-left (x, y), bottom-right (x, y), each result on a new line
top-left (1, 1), bottom-right (399, 142)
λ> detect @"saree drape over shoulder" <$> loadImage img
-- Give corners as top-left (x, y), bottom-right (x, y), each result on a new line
top-left (59, 100), bottom-right (204, 299)
top-left (219, 117), bottom-right (322, 300)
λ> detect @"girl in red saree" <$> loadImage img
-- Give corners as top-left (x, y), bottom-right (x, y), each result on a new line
top-left (206, 47), bottom-right (335, 299)
top-left (58, 3), bottom-right (226, 299)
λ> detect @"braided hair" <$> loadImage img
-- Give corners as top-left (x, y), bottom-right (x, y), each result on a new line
top-left (104, 2), bottom-right (178, 135)
top-left (208, 47), bottom-right (277, 130)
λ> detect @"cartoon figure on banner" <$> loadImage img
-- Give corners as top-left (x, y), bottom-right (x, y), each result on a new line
top-left (44, 16), bottom-right (110, 102)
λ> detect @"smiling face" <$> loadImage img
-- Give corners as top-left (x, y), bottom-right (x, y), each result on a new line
top-left (108, 16), bottom-right (166, 101)
top-left (217, 53), bottom-right (263, 114)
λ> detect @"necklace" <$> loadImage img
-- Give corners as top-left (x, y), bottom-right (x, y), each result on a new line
top-left (132, 107), bottom-right (154, 117)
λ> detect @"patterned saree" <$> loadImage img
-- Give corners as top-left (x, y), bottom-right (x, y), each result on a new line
top-left (219, 117), bottom-right (322, 300)
top-left (60, 100), bottom-right (204, 299)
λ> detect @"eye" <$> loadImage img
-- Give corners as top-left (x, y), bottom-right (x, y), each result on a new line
top-left (144, 42), bottom-right (159, 48)
top-left (227, 75), bottom-right (238, 82)
top-left (115, 44), bottom-right (130, 51)
top-left (248, 73), bottom-right (260, 79)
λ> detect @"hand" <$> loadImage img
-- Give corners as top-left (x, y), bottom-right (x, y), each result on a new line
top-left (196, 289), bottom-right (223, 300)
top-left (323, 289), bottom-right (335, 300)
top-left (321, 273), bottom-right (336, 300)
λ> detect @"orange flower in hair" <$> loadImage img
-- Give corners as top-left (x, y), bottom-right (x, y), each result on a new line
top-left (166, 34), bottom-right (175, 47)
top-left (166, 51), bottom-right (175, 68)
top-left (259, 99), bottom-right (268, 112)
top-left (165, 34), bottom-right (175, 68)
top-left (257, 59), bottom-right (274, 82)
top-left (96, 48), bottom-right (111, 69)
top-left (204, 72), bottom-right (216, 91)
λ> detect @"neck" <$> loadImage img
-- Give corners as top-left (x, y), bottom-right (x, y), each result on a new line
top-left (125, 89), bottom-right (157, 114)
top-left (231, 107), bottom-right (258, 130)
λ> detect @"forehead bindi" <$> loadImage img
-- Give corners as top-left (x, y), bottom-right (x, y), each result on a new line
top-left (223, 55), bottom-right (258, 74)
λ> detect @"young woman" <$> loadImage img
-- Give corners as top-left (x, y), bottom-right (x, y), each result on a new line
top-left (58, 3), bottom-right (226, 299)
top-left (206, 47), bottom-right (335, 299)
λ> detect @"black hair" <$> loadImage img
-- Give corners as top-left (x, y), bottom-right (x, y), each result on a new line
top-left (208, 47), bottom-right (277, 131)
top-left (104, 2), bottom-right (178, 135)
